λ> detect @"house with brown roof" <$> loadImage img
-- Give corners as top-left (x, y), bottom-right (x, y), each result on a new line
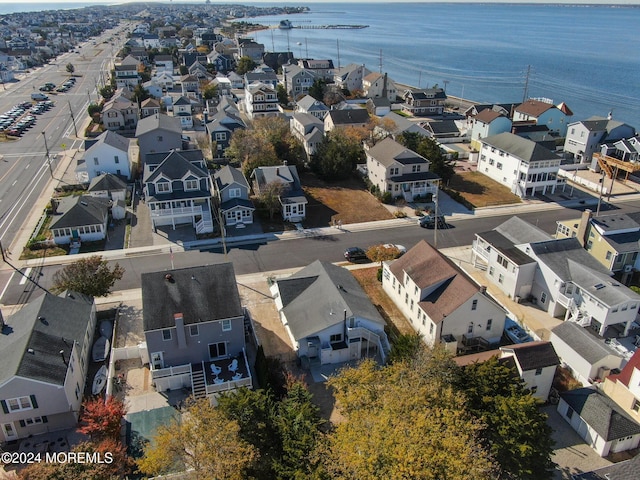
top-left (382, 240), bottom-right (506, 354)
top-left (499, 341), bottom-right (560, 401)
top-left (513, 98), bottom-right (572, 136)
top-left (470, 108), bottom-right (513, 150)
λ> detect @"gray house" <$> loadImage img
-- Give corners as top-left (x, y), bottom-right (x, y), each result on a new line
top-left (142, 264), bottom-right (251, 398)
top-left (251, 164), bottom-right (307, 222)
top-left (213, 166), bottom-right (254, 227)
top-left (135, 114), bottom-right (182, 164)
top-left (271, 260), bottom-right (391, 365)
top-left (50, 195), bottom-right (110, 246)
top-left (0, 292), bottom-right (96, 442)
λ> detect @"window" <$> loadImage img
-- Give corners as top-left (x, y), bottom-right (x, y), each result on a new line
top-left (185, 179), bottom-right (199, 191)
top-left (229, 188), bottom-right (241, 198)
top-left (535, 367), bottom-right (543, 376)
top-left (215, 132), bottom-right (226, 141)
top-left (540, 292), bottom-right (547, 304)
top-left (162, 329), bottom-right (172, 341)
top-left (486, 319), bottom-right (492, 331)
top-left (221, 319), bottom-right (232, 332)
top-left (410, 300), bottom-right (414, 311)
top-left (330, 334), bottom-right (342, 343)
top-left (566, 407), bottom-right (574, 419)
top-left (497, 162), bottom-right (503, 170)
top-left (467, 323), bottom-right (474, 334)
top-left (157, 182), bottom-right (170, 193)
top-left (157, 135), bottom-right (163, 142)
top-left (405, 293), bottom-right (409, 305)
top-left (209, 342), bottom-right (227, 358)
top-left (114, 155), bottom-right (119, 164)
top-left (633, 399), bottom-right (640, 413)
top-left (5, 396), bottom-right (34, 412)
top-left (498, 274), bottom-right (504, 284)
top-left (471, 299), bottom-right (477, 311)
top-left (93, 157), bottom-right (99, 166)
top-left (489, 158), bottom-right (495, 166)
top-left (606, 251), bottom-right (612, 260)
top-left (189, 325), bottom-right (199, 336)
top-left (430, 323), bottom-right (434, 335)
top-left (489, 266), bottom-right (494, 276)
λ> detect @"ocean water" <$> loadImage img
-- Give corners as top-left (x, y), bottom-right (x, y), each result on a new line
top-left (246, 3), bottom-right (640, 127)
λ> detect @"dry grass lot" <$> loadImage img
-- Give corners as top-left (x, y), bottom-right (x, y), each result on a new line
top-left (350, 267), bottom-right (414, 340)
top-left (302, 172), bottom-right (394, 227)
top-left (448, 171), bottom-right (522, 208)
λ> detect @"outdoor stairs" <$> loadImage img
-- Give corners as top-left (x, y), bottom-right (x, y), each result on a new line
top-left (597, 154), bottom-right (614, 179)
top-left (196, 211), bottom-right (214, 234)
top-left (191, 370), bottom-right (206, 399)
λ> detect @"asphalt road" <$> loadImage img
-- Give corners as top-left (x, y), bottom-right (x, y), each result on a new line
top-left (1, 200), bottom-right (635, 306)
top-left (0, 26), bottom-right (125, 249)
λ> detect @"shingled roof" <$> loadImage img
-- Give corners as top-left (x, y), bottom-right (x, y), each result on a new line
top-left (481, 132), bottom-right (559, 163)
top-left (500, 341), bottom-right (560, 371)
top-left (561, 387), bottom-right (640, 441)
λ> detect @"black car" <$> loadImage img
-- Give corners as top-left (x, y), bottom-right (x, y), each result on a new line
top-left (419, 214), bottom-right (447, 229)
top-left (344, 247), bottom-right (368, 262)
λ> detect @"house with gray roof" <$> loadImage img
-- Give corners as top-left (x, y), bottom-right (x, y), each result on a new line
top-left (205, 100), bottom-right (246, 158)
top-left (143, 150), bottom-right (213, 234)
top-left (550, 322), bottom-right (624, 386)
top-left (271, 260), bottom-right (390, 365)
top-left (101, 90), bottom-right (139, 133)
top-left (213, 166), bottom-right (254, 227)
top-left (571, 453), bottom-right (640, 480)
top-left (50, 195), bottom-right (110, 246)
top-left (142, 264), bottom-right (251, 398)
top-left (244, 82), bottom-right (280, 119)
top-left (478, 132), bottom-right (561, 198)
top-left (250, 164), bottom-right (307, 222)
top-left (333, 63), bottom-right (369, 93)
top-left (376, 112), bottom-right (431, 139)
top-left (87, 173), bottom-right (127, 220)
top-left (401, 88), bottom-right (447, 117)
top-left (382, 240), bottom-right (506, 354)
top-left (76, 130), bottom-right (133, 182)
top-left (365, 137), bottom-right (440, 202)
top-left (114, 55), bottom-right (141, 89)
top-left (295, 94), bottom-right (329, 120)
top-left (290, 112), bottom-right (324, 158)
top-left (324, 108), bottom-right (370, 132)
top-left (558, 387), bottom-right (640, 456)
top-left (282, 64), bottom-right (316, 100)
top-left (499, 341), bottom-right (559, 401)
top-left (135, 114), bottom-right (183, 163)
top-left (563, 116), bottom-right (635, 166)
top-left (172, 96), bottom-right (193, 128)
top-left (0, 292), bottom-right (96, 442)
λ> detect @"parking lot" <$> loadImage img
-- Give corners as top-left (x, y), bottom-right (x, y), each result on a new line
top-left (0, 99), bottom-right (54, 137)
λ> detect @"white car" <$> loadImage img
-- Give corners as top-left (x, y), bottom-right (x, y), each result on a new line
top-left (382, 244), bottom-right (406, 256)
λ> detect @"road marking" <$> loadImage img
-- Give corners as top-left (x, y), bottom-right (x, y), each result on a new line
top-left (19, 268), bottom-right (31, 285)
top-left (11, 180), bottom-right (17, 187)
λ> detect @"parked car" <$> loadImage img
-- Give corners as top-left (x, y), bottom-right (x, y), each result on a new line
top-left (344, 247), bottom-right (368, 262)
top-left (31, 93), bottom-right (49, 101)
top-left (419, 214), bottom-right (447, 229)
top-left (382, 243), bottom-right (407, 257)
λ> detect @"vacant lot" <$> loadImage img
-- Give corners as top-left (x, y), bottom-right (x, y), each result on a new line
top-left (448, 171), bottom-right (521, 208)
top-left (302, 173), bottom-right (394, 227)
top-left (350, 267), bottom-right (414, 341)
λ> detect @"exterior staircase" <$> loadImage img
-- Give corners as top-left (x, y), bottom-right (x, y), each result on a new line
top-left (596, 153), bottom-right (614, 179)
top-left (196, 210), bottom-right (214, 234)
top-left (191, 370), bottom-right (206, 399)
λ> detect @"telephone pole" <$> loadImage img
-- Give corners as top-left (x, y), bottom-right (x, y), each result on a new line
top-left (42, 131), bottom-right (53, 178)
top-left (68, 101), bottom-right (78, 137)
top-left (522, 65), bottom-right (531, 103)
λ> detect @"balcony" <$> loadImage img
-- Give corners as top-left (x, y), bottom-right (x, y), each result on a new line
top-left (203, 349), bottom-right (252, 395)
top-left (150, 205), bottom-right (203, 217)
top-left (472, 239), bottom-right (490, 262)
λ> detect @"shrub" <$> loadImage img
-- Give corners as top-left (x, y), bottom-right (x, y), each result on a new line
top-left (414, 208), bottom-right (423, 216)
top-left (381, 192), bottom-right (393, 204)
top-left (377, 267), bottom-right (383, 282)
top-left (394, 210), bottom-right (407, 218)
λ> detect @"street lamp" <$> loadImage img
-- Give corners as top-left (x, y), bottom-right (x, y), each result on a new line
top-left (42, 131), bottom-right (53, 178)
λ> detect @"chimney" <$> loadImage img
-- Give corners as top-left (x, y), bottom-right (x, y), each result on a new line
top-left (577, 209), bottom-right (593, 247)
top-left (174, 313), bottom-right (187, 349)
top-left (479, 286), bottom-right (487, 294)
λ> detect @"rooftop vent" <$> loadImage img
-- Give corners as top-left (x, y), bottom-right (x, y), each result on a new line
top-left (27, 348), bottom-right (35, 354)
top-left (165, 273), bottom-right (174, 282)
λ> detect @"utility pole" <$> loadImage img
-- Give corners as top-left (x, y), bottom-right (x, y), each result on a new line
top-left (68, 101), bottom-right (78, 137)
top-left (42, 131), bottom-right (53, 178)
top-left (443, 80), bottom-right (449, 94)
top-left (522, 65), bottom-right (531, 103)
top-left (0, 240), bottom-right (51, 294)
top-left (596, 169), bottom-right (606, 216)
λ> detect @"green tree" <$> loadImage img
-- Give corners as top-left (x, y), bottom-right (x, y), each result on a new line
top-left (137, 398), bottom-right (258, 479)
top-left (99, 84), bottom-right (114, 101)
top-left (256, 181), bottom-right (286, 220)
top-left (87, 103), bottom-right (101, 117)
top-left (310, 129), bottom-right (365, 181)
top-left (202, 83), bottom-right (218, 100)
top-left (461, 357), bottom-right (555, 479)
top-left (132, 84), bottom-right (150, 104)
top-left (276, 83), bottom-right (289, 105)
top-left (227, 129), bottom-right (279, 177)
top-left (51, 255), bottom-right (124, 297)
top-left (65, 62), bottom-right (75, 74)
top-left (398, 132), bottom-right (456, 183)
top-left (179, 65), bottom-right (188, 75)
top-left (308, 78), bottom-right (326, 101)
top-left (366, 244), bottom-right (402, 266)
top-left (388, 333), bottom-right (424, 363)
top-left (236, 55), bottom-right (257, 75)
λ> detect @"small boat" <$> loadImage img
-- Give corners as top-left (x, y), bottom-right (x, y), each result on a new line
top-left (92, 336), bottom-right (110, 362)
top-left (99, 320), bottom-right (113, 339)
top-left (92, 365), bottom-right (108, 395)
top-left (504, 318), bottom-right (532, 344)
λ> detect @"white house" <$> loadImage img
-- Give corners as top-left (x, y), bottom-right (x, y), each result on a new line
top-left (50, 195), bottom-right (110, 246)
top-left (290, 112), bottom-right (324, 158)
top-left (362, 72), bottom-right (397, 100)
top-left (244, 82), bottom-right (280, 119)
top-left (365, 137), bottom-right (440, 202)
top-left (382, 240), bottom-right (506, 354)
top-left (563, 117), bottom-right (636, 166)
top-left (78, 130), bottom-right (133, 181)
top-left (478, 132), bottom-right (561, 198)
top-left (172, 96), bottom-right (193, 128)
top-left (295, 95), bottom-right (329, 120)
top-left (271, 260), bottom-right (390, 365)
top-left (499, 341), bottom-right (559, 401)
top-left (558, 387), bottom-right (640, 457)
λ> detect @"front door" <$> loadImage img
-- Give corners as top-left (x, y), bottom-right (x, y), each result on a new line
top-left (151, 352), bottom-right (164, 370)
top-left (2, 422), bottom-right (18, 441)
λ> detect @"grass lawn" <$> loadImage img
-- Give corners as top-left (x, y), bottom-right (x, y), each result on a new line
top-left (302, 172), bottom-right (394, 228)
top-left (448, 171), bottom-right (521, 208)
top-left (350, 267), bottom-right (414, 341)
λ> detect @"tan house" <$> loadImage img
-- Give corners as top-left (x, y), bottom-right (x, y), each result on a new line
top-left (603, 350), bottom-right (640, 419)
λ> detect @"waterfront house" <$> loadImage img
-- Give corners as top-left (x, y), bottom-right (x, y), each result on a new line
top-left (333, 63), bottom-right (369, 93)
top-left (213, 166), bottom-right (254, 227)
top-left (50, 195), bottom-right (110, 246)
top-left (290, 112), bottom-right (324, 158)
top-left (251, 164), bottom-right (307, 222)
top-left (236, 38), bottom-right (264, 64)
top-left (478, 132), bottom-right (561, 198)
top-left (550, 322), bottom-right (624, 386)
top-left (362, 72), bottom-right (397, 100)
top-left (513, 98), bottom-right (572, 137)
top-left (271, 260), bottom-right (390, 365)
top-left (558, 387), bottom-right (640, 457)
top-left (297, 59), bottom-right (334, 82)
top-left (365, 137), bottom-right (439, 201)
top-left (563, 117), bottom-right (635, 166)
top-left (382, 240), bottom-right (506, 353)
top-left (401, 88), bottom-right (446, 117)
top-left (135, 114), bottom-right (183, 163)
top-left (555, 209), bottom-right (640, 274)
top-left (0, 292), bottom-right (96, 442)
top-left (78, 130), bottom-right (133, 181)
top-left (143, 150), bottom-right (214, 234)
top-left (142, 264), bottom-right (252, 398)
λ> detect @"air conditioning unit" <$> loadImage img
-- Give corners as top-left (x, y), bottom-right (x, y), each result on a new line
top-left (623, 264), bottom-right (633, 273)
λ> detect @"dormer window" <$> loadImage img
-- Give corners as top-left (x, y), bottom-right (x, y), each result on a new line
top-left (157, 182), bottom-right (171, 193)
top-left (185, 179), bottom-right (199, 191)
